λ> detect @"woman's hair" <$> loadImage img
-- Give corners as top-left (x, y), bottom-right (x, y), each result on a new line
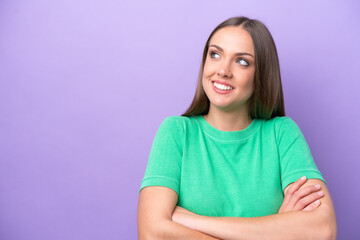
top-left (181, 16), bottom-right (285, 120)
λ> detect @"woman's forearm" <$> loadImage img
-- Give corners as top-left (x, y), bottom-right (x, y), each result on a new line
top-left (139, 218), bottom-right (220, 240)
top-left (160, 219), bottom-right (220, 240)
top-left (182, 211), bottom-right (331, 240)
top-left (172, 180), bottom-right (336, 240)
top-left (173, 207), bottom-right (335, 240)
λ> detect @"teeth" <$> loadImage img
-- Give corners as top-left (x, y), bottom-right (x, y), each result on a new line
top-left (213, 82), bottom-right (233, 91)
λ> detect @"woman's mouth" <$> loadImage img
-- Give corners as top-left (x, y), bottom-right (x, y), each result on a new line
top-left (211, 81), bottom-right (234, 94)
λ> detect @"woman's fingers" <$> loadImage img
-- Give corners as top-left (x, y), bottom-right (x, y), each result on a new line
top-left (302, 199), bottom-right (321, 212)
top-left (279, 176), bottom-right (324, 213)
top-left (283, 176), bottom-right (306, 204)
top-left (286, 184), bottom-right (323, 209)
top-left (282, 176), bottom-right (307, 206)
top-left (279, 176), bottom-right (308, 213)
top-left (293, 189), bottom-right (324, 210)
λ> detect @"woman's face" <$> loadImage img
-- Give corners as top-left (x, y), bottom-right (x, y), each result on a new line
top-left (202, 26), bottom-right (255, 113)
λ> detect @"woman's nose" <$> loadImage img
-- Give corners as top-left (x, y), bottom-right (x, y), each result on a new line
top-left (217, 63), bottom-right (232, 78)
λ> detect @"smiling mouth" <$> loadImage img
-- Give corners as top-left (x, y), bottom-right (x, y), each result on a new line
top-left (210, 81), bottom-right (234, 95)
top-left (212, 81), bottom-right (234, 91)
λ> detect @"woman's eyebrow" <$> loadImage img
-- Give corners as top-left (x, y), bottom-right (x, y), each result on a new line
top-left (209, 44), bottom-right (254, 58)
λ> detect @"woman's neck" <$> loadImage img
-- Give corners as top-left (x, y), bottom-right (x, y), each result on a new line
top-left (203, 106), bottom-right (252, 132)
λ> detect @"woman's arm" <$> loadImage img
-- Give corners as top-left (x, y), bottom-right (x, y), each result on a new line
top-left (137, 186), bottom-right (220, 240)
top-left (172, 179), bottom-right (337, 240)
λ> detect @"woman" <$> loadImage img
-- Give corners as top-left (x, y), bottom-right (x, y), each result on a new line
top-left (138, 16), bottom-right (337, 239)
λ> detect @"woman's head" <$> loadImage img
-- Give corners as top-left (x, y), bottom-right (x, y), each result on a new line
top-left (201, 25), bottom-right (256, 116)
top-left (182, 16), bottom-right (285, 119)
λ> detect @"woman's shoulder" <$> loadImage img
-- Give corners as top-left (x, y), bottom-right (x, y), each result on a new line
top-left (161, 115), bottom-right (193, 126)
top-left (262, 116), bottom-right (304, 138)
top-left (158, 115), bottom-right (206, 138)
top-left (158, 115), bottom-right (198, 132)
top-left (263, 116), bottom-right (298, 127)
top-left (163, 115), bottom-right (202, 124)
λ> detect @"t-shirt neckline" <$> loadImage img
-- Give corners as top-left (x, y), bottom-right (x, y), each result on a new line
top-left (194, 115), bottom-right (262, 141)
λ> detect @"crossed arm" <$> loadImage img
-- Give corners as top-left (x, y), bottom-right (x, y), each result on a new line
top-left (138, 186), bottom-right (219, 239)
top-left (138, 178), bottom-right (337, 240)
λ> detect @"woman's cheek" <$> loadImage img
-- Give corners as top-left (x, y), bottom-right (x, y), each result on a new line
top-left (203, 61), bottom-right (217, 77)
top-left (245, 75), bottom-right (255, 96)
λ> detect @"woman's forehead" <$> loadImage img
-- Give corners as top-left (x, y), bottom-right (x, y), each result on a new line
top-left (209, 26), bottom-right (254, 55)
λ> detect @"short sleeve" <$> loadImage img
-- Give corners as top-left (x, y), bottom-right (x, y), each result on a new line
top-left (277, 117), bottom-right (326, 192)
top-left (139, 117), bottom-right (184, 196)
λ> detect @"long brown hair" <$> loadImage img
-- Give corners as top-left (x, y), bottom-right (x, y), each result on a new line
top-left (182, 16), bottom-right (285, 120)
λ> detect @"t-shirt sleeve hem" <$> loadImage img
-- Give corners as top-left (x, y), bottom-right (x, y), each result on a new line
top-left (139, 176), bottom-right (180, 196)
top-left (281, 170), bottom-right (326, 192)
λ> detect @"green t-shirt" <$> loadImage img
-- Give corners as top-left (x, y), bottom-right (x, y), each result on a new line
top-left (140, 115), bottom-right (326, 217)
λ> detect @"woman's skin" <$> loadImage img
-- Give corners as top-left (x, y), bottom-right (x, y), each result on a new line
top-left (202, 26), bottom-right (255, 132)
top-left (137, 25), bottom-right (337, 239)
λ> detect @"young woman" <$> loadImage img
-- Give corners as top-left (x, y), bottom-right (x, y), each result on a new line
top-left (138, 16), bottom-right (336, 239)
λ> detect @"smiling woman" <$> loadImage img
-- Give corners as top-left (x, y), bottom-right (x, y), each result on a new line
top-left (138, 16), bottom-right (336, 240)
top-left (202, 26), bottom-right (255, 128)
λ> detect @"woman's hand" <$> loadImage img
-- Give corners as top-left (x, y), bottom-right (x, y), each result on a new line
top-left (278, 176), bottom-right (324, 213)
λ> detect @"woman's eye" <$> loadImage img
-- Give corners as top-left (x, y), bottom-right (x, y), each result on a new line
top-left (209, 51), bottom-right (220, 59)
top-left (237, 58), bottom-right (249, 66)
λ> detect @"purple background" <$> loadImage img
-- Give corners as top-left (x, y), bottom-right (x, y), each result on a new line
top-left (0, 0), bottom-right (359, 239)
